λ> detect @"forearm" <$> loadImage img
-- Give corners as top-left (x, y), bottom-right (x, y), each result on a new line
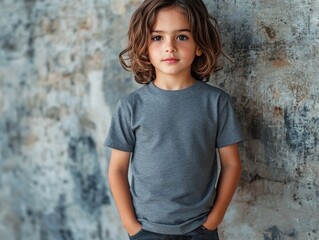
top-left (203, 144), bottom-right (242, 229)
top-left (108, 169), bottom-right (141, 232)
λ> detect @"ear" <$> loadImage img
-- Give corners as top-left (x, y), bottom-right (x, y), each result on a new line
top-left (196, 48), bottom-right (202, 56)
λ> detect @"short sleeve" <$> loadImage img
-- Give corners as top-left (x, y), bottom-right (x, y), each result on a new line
top-left (104, 99), bottom-right (135, 152)
top-left (216, 94), bottom-right (243, 148)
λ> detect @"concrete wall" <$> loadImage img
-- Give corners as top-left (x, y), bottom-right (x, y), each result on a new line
top-left (0, 0), bottom-right (318, 239)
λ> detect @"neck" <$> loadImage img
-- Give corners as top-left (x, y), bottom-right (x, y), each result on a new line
top-left (153, 74), bottom-right (196, 91)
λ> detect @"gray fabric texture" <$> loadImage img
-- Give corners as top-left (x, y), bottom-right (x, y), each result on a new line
top-left (105, 80), bottom-right (243, 235)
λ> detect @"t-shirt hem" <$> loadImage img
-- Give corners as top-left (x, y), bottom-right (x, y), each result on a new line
top-left (140, 217), bottom-right (206, 235)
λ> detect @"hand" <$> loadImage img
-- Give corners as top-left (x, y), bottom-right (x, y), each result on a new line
top-left (202, 214), bottom-right (222, 230)
top-left (202, 207), bottom-right (224, 231)
top-left (202, 222), bottom-right (219, 231)
top-left (126, 221), bottom-right (142, 236)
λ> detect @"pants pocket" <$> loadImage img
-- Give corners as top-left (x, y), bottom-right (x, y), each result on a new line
top-left (129, 229), bottom-right (145, 239)
top-left (194, 226), bottom-right (219, 239)
top-left (129, 229), bottom-right (165, 240)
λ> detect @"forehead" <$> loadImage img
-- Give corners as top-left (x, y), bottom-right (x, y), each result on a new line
top-left (152, 7), bottom-right (190, 31)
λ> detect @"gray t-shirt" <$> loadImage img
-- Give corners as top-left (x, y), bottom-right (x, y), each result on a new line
top-left (105, 80), bottom-right (243, 235)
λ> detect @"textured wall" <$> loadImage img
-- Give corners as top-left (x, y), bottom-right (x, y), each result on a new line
top-left (209, 1), bottom-right (319, 239)
top-left (0, 0), bottom-right (318, 240)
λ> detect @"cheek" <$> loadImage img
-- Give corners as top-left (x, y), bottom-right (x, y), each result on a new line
top-left (183, 45), bottom-right (198, 59)
top-left (180, 43), bottom-right (197, 53)
top-left (148, 46), bottom-right (160, 60)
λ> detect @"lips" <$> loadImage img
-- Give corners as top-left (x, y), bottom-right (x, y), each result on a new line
top-left (162, 57), bottom-right (179, 63)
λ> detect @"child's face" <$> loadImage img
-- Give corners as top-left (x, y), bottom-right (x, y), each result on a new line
top-left (148, 7), bottom-right (202, 80)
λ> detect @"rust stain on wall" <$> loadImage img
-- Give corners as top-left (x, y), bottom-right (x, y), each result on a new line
top-left (273, 46), bottom-right (290, 67)
top-left (260, 23), bottom-right (277, 40)
top-left (273, 106), bottom-right (284, 118)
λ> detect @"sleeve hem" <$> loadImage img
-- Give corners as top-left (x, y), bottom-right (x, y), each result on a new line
top-left (104, 141), bottom-right (134, 153)
top-left (216, 137), bottom-right (244, 149)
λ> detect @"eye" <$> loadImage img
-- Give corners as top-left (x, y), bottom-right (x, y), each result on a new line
top-left (177, 35), bottom-right (189, 41)
top-left (151, 35), bottom-right (163, 41)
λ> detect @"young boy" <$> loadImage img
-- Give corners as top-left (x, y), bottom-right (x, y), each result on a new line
top-left (105, 0), bottom-right (243, 239)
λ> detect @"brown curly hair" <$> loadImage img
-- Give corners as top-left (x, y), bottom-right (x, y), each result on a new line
top-left (119, 0), bottom-right (222, 84)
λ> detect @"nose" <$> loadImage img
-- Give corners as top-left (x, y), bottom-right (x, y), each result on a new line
top-left (165, 38), bottom-right (176, 53)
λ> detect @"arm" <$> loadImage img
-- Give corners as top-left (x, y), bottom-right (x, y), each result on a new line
top-left (108, 149), bottom-right (142, 236)
top-left (203, 143), bottom-right (242, 230)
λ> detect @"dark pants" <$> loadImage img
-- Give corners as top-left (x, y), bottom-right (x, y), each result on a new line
top-left (129, 227), bottom-right (219, 240)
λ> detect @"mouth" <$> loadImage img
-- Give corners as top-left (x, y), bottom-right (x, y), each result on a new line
top-left (162, 58), bottom-right (179, 63)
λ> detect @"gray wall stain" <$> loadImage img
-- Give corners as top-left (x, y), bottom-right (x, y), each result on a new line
top-left (68, 136), bottom-right (110, 213)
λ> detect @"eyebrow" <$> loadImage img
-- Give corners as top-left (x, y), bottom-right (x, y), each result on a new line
top-left (151, 29), bottom-right (191, 33)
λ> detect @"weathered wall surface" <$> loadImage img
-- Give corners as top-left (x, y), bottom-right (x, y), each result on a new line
top-left (209, 1), bottom-right (319, 239)
top-left (0, 0), bottom-right (318, 240)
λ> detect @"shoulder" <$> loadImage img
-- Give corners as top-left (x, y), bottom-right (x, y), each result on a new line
top-left (197, 81), bottom-right (230, 99)
top-left (117, 84), bottom-right (150, 108)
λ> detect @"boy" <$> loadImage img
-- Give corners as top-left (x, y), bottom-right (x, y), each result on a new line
top-left (106, 0), bottom-right (243, 239)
